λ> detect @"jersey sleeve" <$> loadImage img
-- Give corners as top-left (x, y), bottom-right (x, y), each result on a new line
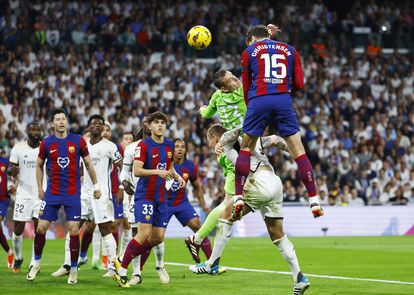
top-left (191, 164), bottom-right (199, 182)
top-left (79, 137), bottom-right (89, 158)
top-left (200, 92), bottom-right (218, 118)
top-left (38, 140), bottom-right (47, 160)
top-left (292, 49), bottom-right (304, 90)
top-left (123, 144), bottom-right (135, 166)
top-left (9, 146), bottom-right (18, 165)
top-left (241, 49), bottom-right (252, 105)
top-left (111, 143), bottom-right (123, 163)
top-left (134, 141), bottom-right (147, 163)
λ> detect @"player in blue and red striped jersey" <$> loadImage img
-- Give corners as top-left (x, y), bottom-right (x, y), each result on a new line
top-left (114, 111), bottom-right (185, 288)
top-left (234, 25), bottom-right (324, 220)
top-left (0, 156), bottom-right (14, 269)
top-left (28, 109), bottom-right (101, 285)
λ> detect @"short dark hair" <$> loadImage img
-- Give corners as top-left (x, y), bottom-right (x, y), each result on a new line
top-left (245, 25), bottom-right (269, 45)
top-left (213, 69), bottom-right (228, 89)
top-left (207, 123), bottom-right (227, 138)
top-left (87, 114), bottom-right (105, 126)
top-left (26, 121), bottom-right (40, 129)
top-left (50, 109), bottom-right (67, 122)
top-left (147, 111), bottom-right (168, 125)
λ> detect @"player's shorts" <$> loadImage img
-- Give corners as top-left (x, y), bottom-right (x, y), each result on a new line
top-left (243, 167), bottom-right (283, 219)
top-left (82, 192), bottom-right (114, 224)
top-left (224, 170), bottom-right (235, 196)
top-left (128, 196), bottom-right (135, 224)
top-left (13, 196), bottom-right (42, 222)
top-left (243, 93), bottom-right (299, 137)
top-left (39, 195), bottom-right (81, 222)
top-left (134, 198), bottom-right (169, 228)
top-left (0, 199), bottom-right (10, 218)
top-left (167, 201), bottom-right (199, 226)
top-left (112, 195), bottom-right (124, 219)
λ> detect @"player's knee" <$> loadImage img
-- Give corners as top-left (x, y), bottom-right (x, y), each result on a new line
top-left (36, 225), bottom-right (47, 234)
top-left (150, 237), bottom-right (164, 246)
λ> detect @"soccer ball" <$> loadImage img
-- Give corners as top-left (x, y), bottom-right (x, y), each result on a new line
top-left (187, 25), bottom-right (212, 50)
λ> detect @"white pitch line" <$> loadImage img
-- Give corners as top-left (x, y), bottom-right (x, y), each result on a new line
top-left (165, 262), bottom-right (414, 286)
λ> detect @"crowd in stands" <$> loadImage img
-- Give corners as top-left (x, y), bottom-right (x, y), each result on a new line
top-left (0, 0), bottom-right (413, 208)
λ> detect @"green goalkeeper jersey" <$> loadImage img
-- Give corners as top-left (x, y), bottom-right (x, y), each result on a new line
top-left (217, 153), bottom-right (235, 195)
top-left (200, 86), bottom-right (246, 131)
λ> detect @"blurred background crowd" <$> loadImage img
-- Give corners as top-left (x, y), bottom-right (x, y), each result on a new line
top-left (0, 0), bottom-right (413, 208)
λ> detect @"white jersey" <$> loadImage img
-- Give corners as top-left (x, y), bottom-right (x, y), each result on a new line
top-left (82, 138), bottom-right (122, 197)
top-left (121, 140), bottom-right (141, 186)
top-left (9, 141), bottom-right (46, 198)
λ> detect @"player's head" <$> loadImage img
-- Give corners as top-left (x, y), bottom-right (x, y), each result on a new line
top-left (245, 25), bottom-right (270, 46)
top-left (87, 114), bottom-right (105, 137)
top-left (213, 69), bottom-right (241, 93)
top-left (50, 108), bottom-right (68, 132)
top-left (147, 111), bottom-right (168, 137)
top-left (122, 131), bottom-right (134, 148)
top-left (26, 122), bottom-right (41, 143)
top-left (102, 121), bottom-right (112, 140)
top-left (207, 123), bottom-right (226, 149)
top-left (174, 138), bottom-right (187, 161)
top-left (134, 116), bottom-right (151, 141)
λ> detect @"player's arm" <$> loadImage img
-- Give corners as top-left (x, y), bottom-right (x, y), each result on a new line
top-left (292, 49), bottom-right (304, 90)
top-left (260, 135), bottom-right (290, 153)
top-left (190, 165), bottom-right (210, 213)
top-left (169, 164), bottom-right (185, 189)
top-left (241, 49), bottom-right (252, 105)
top-left (199, 93), bottom-right (217, 119)
top-left (119, 161), bottom-right (135, 195)
top-left (36, 157), bottom-right (45, 200)
top-left (83, 155), bottom-right (101, 199)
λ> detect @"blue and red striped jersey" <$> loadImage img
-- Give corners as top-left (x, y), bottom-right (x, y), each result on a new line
top-left (38, 133), bottom-right (89, 197)
top-left (241, 39), bottom-right (304, 103)
top-left (134, 137), bottom-right (174, 202)
top-left (167, 159), bottom-right (198, 206)
top-left (0, 157), bottom-right (9, 200)
top-left (111, 144), bottom-right (124, 195)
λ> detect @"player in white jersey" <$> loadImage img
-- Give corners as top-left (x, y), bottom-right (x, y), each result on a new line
top-left (190, 124), bottom-right (310, 295)
top-left (8, 122), bottom-right (44, 273)
top-left (53, 115), bottom-right (124, 278)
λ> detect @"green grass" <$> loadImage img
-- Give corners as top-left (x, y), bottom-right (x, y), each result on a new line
top-left (1, 236), bottom-right (414, 294)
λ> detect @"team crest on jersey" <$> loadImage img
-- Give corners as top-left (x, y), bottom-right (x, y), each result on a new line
top-left (68, 146), bottom-right (75, 153)
top-left (57, 157), bottom-right (70, 169)
top-left (145, 215), bottom-right (151, 221)
top-left (167, 151), bottom-right (172, 158)
top-left (0, 166), bottom-right (5, 172)
top-left (182, 172), bottom-right (189, 180)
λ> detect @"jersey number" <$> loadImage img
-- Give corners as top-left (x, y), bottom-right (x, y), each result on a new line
top-left (142, 204), bottom-right (153, 215)
top-left (15, 203), bottom-right (24, 213)
top-left (260, 53), bottom-right (287, 79)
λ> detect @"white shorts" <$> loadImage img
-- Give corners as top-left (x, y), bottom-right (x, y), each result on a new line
top-left (81, 193), bottom-right (114, 224)
top-left (122, 193), bottom-right (130, 219)
top-left (13, 197), bottom-right (42, 222)
top-left (243, 168), bottom-right (283, 219)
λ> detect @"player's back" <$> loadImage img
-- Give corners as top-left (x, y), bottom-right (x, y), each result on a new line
top-left (242, 39), bottom-right (297, 99)
top-left (167, 159), bottom-right (196, 206)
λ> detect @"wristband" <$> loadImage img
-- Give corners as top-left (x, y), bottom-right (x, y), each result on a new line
top-left (94, 183), bottom-right (100, 191)
top-left (119, 184), bottom-right (124, 189)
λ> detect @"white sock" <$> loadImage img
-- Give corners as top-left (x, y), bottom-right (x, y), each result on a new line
top-left (30, 239), bottom-right (35, 266)
top-left (194, 233), bottom-right (203, 245)
top-left (92, 228), bottom-right (101, 264)
top-left (153, 241), bottom-right (165, 268)
top-left (12, 233), bottom-right (23, 260)
top-left (118, 266), bottom-right (127, 276)
top-left (64, 232), bottom-right (71, 266)
top-left (102, 233), bottom-right (117, 263)
top-left (309, 196), bottom-right (320, 204)
top-left (207, 219), bottom-right (232, 267)
top-left (132, 255), bottom-right (141, 276)
top-left (120, 229), bottom-right (132, 259)
top-left (274, 235), bottom-right (301, 283)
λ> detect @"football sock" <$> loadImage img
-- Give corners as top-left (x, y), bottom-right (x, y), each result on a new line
top-left (120, 228), bottom-right (132, 258)
top-left (113, 231), bottom-right (119, 253)
top-left (274, 235), bottom-right (301, 283)
top-left (0, 227), bottom-right (10, 252)
top-left (33, 232), bottom-right (46, 265)
top-left (102, 233), bottom-right (117, 263)
top-left (92, 228), bottom-right (101, 264)
top-left (154, 241), bottom-right (165, 268)
top-left (295, 154), bottom-right (318, 199)
top-left (132, 255), bottom-right (141, 275)
top-left (207, 219), bottom-right (233, 267)
top-left (12, 232), bottom-right (23, 260)
top-left (140, 249), bottom-right (151, 270)
top-left (69, 235), bottom-right (80, 268)
top-left (119, 239), bottom-right (151, 276)
top-left (194, 202), bottom-right (226, 244)
top-left (64, 232), bottom-right (71, 266)
top-left (235, 150), bottom-right (251, 195)
top-left (201, 237), bottom-right (212, 259)
top-left (80, 231), bottom-right (93, 258)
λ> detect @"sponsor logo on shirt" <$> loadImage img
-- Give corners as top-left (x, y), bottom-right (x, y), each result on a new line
top-left (57, 157), bottom-right (70, 169)
top-left (157, 163), bottom-right (167, 170)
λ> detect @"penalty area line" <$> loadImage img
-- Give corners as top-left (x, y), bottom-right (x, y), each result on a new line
top-left (165, 262), bottom-right (414, 286)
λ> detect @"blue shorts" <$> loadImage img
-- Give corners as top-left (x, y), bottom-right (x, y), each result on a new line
top-left (167, 201), bottom-right (199, 226)
top-left (113, 195), bottom-right (124, 219)
top-left (0, 199), bottom-right (10, 218)
top-left (134, 199), bottom-right (169, 228)
top-left (243, 93), bottom-right (299, 137)
top-left (39, 195), bottom-right (81, 222)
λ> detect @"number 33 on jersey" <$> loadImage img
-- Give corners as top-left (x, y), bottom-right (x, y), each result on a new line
top-left (241, 39), bottom-right (304, 102)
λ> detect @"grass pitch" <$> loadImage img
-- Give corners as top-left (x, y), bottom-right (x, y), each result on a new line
top-left (1, 236), bottom-right (413, 295)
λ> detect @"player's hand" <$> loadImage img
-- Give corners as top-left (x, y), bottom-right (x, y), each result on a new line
top-left (199, 105), bottom-right (208, 117)
top-left (202, 206), bottom-right (211, 213)
top-left (310, 203), bottom-right (324, 218)
top-left (8, 185), bottom-right (16, 195)
top-left (215, 142), bottom-right (224, 155)
top-left (93, 189), bottom-right (102, 199)
top-left (158, 170), bottom-right (175, 180)
top-left (270, 135), bottom-right (289, 152)
top-left (116, 189), bottom-right (124, 205)
top-left (122, 180), bottom-right (135, 195)
top-left (267, 24), bottom-right (281, 39)
top-left (177, 176), bottom-right (186, 189)
top-left (38, 189), bottom-right (45, 200)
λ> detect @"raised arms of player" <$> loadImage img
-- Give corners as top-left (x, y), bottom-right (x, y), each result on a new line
top-left (82, 155), bottom-right (102, 199)
top-left (241, 50), bottom-right (252, 105)
top-left (199, 93), bottom-right (217, 119)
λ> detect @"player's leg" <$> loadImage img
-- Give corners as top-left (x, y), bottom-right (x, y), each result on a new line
top-left (120, 218), bottom-right (132, 258)
top-left (128, 224), bottom-right (142, 285)
top-left (29, 217), bottom-right (39, 267)
top-left (150, 225), bottom-right (169, 284)
top-left (186, 218), bottom-right (212, 259)
top-left (98, 221), bottom-right (118, 276)
top-left (91, 226), bottom-right (102, 269)
top-left (11, 220), bottom-right (25, 272)
top-left (0, 199), bottom-right (13, 269)
top-left (79, 220), bottom-right (95, 266)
